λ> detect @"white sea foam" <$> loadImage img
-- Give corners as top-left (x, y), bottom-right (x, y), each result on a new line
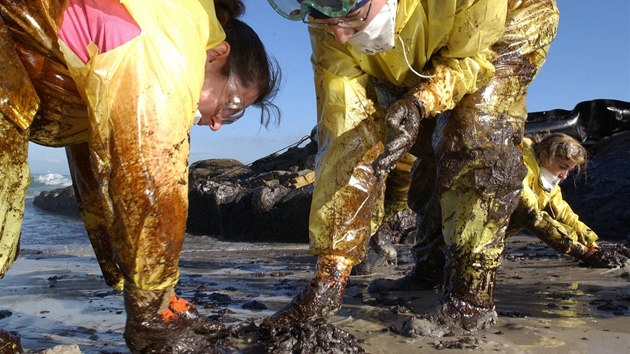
top-left (32, 172), bottom-right (72, 187)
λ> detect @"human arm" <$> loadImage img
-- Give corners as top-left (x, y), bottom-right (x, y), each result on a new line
top-left (515, 178), bottom-right (627, 268)
top-left (372, 93), bottom-right (423, 178)
top-left (404, 0), bottom-right (509, 116)
top-left (548, 189), bottom-right (598, 248)
top-left (373, 0), bottom-right (509, 176)
top-left (513, 176), bottom-right (579, 254)
top-left (548, 189), bottom-right (629, 267)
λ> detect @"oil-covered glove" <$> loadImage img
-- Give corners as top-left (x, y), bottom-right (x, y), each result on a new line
top-left (372, 95), bottom-right (424, 178)
top-left (574, 246), bottom-right (629, 268)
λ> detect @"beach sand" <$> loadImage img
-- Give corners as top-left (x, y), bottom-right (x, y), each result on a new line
top-left (1, 234), bottom-right (629, 353)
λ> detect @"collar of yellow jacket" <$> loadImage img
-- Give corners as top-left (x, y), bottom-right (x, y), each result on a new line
top-left (521, 137), bottom-right (543, 179)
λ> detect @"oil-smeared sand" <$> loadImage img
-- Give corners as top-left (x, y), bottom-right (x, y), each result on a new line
top-left (1, 234), bottom-right (629, 353)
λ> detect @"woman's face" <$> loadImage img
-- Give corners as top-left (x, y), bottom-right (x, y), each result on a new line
top-left (196, 48), bottom-right (259, 131)
top-left (541, 155), bottom-right (578, 181)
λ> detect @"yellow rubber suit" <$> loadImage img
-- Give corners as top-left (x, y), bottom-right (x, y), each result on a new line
top-left (380, 153), bottom-right (416, 224)
top-left (309, 0), bottom-right (558, 328)
top-left (0, 0), bottom-right (224, 297)
top-left (406, 135), bottom-right (600, 290)
top-left (508, 138), bottom-right (599, 249)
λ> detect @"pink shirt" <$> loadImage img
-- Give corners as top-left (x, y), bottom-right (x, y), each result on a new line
top-left (58, 0), bottom-right (141, 64)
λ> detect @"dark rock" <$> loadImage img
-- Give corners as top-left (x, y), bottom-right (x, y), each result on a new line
top-left (30, 100), bottom-right (630, 243)
top-left (32, 186), bottom-right (79, 218)
top-left (0, 328), bottom-right (23, 353)
top-left (561, 131), bottom-right (630, 241)
top-left (186, 138), bottom-right (317, 243)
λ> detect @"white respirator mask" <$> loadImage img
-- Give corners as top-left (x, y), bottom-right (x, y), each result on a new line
top-left (539, 166), bottom-right (561, 192)
top-left (193, 109), bottom-right (202, 125)
top-left (347, 0), bottom-right (397, 54)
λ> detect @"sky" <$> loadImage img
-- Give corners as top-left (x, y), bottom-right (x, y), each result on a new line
top-left (28, 0), bottom-right (630, 175)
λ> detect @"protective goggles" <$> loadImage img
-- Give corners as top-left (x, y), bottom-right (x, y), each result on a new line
top-left (267, 0), bottom-right (365, 21)
top-left (216, 70), bottom-right (245, 125)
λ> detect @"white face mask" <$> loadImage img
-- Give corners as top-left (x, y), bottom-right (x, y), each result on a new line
top-left (193, 109), bottom-right (202, 125)
top-left (347, 0), bottom-right (397, 55)
top-left (539, 166), bottom-right (561, 192)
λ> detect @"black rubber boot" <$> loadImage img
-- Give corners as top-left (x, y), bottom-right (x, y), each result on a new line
top-left (368, 224), bottom-right (445, 293)
top-left (368, 264), bottom-right (442, 293)
top-left (123, 284), bottom-right (226, 353)
top-left (262, 255), bottom-right (354, 329)
top-left (402, 250), bottom-right (498, 338)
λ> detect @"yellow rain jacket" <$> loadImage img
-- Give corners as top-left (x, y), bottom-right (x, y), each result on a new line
top-left (0, 0), bottom-right (223, 292)
top-left (508, 138), bottom-right (599, 248)
top-left (308, 0), bottom-right (509, 263)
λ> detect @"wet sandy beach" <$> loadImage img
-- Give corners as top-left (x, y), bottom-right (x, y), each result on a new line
top-left (1, 234), bottom-right (629, 353)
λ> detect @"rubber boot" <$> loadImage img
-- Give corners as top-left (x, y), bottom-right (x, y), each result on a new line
top-left (368, 218), bottom-right (444, 293)
top-left (367, 245), bottom-right (443, 293)
top-left (262, 254), bottom-right (354, 329)
top-left (123, 284), bottom-right (226, 353)
top-left (403, 250), bottom-right (498, 338)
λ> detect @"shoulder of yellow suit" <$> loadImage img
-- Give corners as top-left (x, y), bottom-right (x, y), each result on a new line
top-left (197, 0), bottom-right (227, 50)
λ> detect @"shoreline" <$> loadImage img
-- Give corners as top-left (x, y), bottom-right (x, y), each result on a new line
top-left (1, 234), bottom-right (629, 353)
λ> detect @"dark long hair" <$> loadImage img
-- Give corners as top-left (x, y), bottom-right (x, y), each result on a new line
top-left (214, 0), bottom-right (281, 127)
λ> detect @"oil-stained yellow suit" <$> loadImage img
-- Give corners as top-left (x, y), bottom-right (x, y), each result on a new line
top-left (0, 0), bottom-right (223, 300)
top-left (306, 0), bottom-right (559, 330)
top-left (509, 138), bottom-right (599, 249)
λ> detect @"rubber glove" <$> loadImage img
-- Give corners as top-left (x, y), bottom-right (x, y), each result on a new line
top-left (373, 95), bottom-right (424, 178)
top-left (575, 246), bottom-right (629, 268)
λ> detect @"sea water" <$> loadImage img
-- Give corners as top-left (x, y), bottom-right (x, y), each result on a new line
top-left (21, 173), bottom-right (89, 247)
top-left (20, 173), bottom-right (299, 252)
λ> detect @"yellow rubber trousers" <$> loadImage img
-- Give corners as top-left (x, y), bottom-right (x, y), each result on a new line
top-left (408, 0), bottom-right (559, 307)
top-left (0, 0), bottom-right (214, 295)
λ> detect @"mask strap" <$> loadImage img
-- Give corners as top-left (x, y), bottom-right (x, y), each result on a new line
top-left (398, 37), bottom-right (434, 79)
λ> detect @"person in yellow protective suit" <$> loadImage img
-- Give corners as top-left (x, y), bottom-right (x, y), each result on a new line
top-left (0, 0), bottom-right (280, 351)
top-left (264, 0), bottom-right (559, 335)
top-left (372, 132), bottom-right (630, 297)
top-left (510, 133), bottom-right (629, 266)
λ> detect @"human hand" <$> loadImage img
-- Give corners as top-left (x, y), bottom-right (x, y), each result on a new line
top-left (372, 95), bottom-right (424, 178)
top-left (580, 246), bottom-right (629, 268)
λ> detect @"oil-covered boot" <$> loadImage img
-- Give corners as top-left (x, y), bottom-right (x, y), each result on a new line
top-left (262, 254), bottom-right (354, 329)
top-left (368, 226), bottom-right (444, 293)
top-left (123, 283), bottom-right (226, 353)
top-left (403, 251), bottom-right (498, 338)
